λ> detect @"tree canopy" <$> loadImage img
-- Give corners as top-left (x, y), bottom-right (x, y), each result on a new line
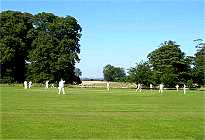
top-left (0, 11), bottom-right (33, 82)
top-left (192, 39), bottom-right (205, 85)
top-left (127, 61), bottom-right (152, 86)
top-left (27, 12), bottom-right (82, 83)
top-left (126, 40), bottom-right (204, 87)
top-left (103, 64), bottom-right (126, 82)
top-left (0, 11), bottom-right (82, 83)
top-left (147, 40), bottom-right (192, 87)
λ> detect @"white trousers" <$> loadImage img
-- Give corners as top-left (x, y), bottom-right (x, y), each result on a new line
top-left (58, 87), bottom-right (65, 94)
top-left (159, 89), bottom-right (163, 93)
top-left (136, 88), bottom-right (142, 92)
top-left (183, 89), bottom-right (186, 94)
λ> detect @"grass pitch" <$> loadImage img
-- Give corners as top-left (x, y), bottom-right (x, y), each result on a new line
top-left (1, 86), bottom-right (204, 139)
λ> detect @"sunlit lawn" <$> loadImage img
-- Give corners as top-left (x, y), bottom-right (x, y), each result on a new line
top-left (1, 86), bottom-right (204, 139)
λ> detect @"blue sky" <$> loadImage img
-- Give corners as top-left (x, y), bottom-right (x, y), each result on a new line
top-left (1, 0), bottom-right (204, 78)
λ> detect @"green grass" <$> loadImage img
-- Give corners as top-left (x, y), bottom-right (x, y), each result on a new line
top-left (1, 86), bottom-right (204, 139)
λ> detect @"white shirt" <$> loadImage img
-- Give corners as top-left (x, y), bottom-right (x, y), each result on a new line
top-left (24, 81), bottom-right (27, 85)
top-left (159, 84), bottom-right (164, 89)
top-left (183, 84), bottom-right (186, 89)
top-left (59, 80), bottom-right (65, 88)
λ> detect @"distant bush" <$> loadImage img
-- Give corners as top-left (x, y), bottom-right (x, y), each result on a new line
top-left (187, 80), bottom-right (193, 89)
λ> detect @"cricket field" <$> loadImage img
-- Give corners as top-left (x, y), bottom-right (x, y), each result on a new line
top-left (1, 86), bottom-right (204, 139)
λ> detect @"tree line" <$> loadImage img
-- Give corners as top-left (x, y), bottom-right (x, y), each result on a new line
top-left (1, 11), bottom-right (204, 86)
top-left (103, 40), bottom-right (205, 87)
top-left (0, 11), bottom-right (82, 84)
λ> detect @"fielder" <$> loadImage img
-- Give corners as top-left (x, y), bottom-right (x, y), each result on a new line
top-left (183, 84), bottom-right (186, 94)
top-left (45, 80), bottom-right (49, 88)
top-left (107, 81), bottom-right (110, 91)
top-left (58, 79), bottom-right (65, 94)
top-left (28, 81), bottom-right (32, 89)
top-left (159, 83), bottom-right (164, 93)
top-left (24, 81), bottom-right (27, 89)
top-left (150, 84), bottom-right (153, 92)
top-left (136, 83), bottom-right (142, 92)
top-left (175, 84), bottom-right (179, 92)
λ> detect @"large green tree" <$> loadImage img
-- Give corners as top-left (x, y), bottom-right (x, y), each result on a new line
top-left (0, 11), bottom-right (82, 84)
top-left (27, 12), bottom-right (82, 83)
top-left (0, 11), bottom-right (33, 82)
top-left (127, 61), bottom-right (152, 86)
top-left (147, 40), bottom-right (192, 87)
top-left (192, 39), bottom-right (205, 85)
top-left (103, 64), bottom-right (126, 82)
